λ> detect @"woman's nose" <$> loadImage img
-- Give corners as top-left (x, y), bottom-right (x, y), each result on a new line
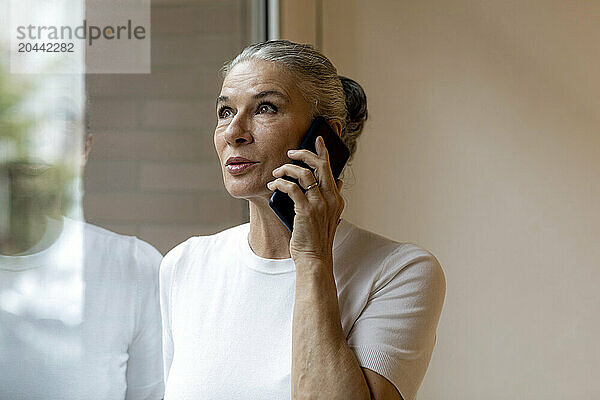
top-left (223, 113), bottom-right (253, 146)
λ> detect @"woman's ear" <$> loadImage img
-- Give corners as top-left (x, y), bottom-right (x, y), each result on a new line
top-left (328, 119), bottom-right (343, 138)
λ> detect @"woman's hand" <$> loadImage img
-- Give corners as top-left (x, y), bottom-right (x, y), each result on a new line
top-left (267, 136), bottom-right (344, 268)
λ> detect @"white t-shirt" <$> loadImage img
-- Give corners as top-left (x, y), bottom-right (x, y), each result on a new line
top-left (160, 219), bottom-right (445, 400)
top-left (0, 216), bottom-right (164, 400)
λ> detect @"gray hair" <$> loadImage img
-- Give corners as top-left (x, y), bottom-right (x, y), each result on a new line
top-left (220, 40), bottom-right (368, 161)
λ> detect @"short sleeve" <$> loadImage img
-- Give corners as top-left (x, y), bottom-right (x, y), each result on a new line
top-left (125, 239), bottom-right (165, 400)
top-left (346, 245), bottom-right (446, 400)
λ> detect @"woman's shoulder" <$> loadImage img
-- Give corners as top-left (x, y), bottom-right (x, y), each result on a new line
top-left (341, 221), bottom-right (446, 292)
top-left (384, 241), bottom-right (445, 284)
top-left (160, 223), bottom-right (248, 272)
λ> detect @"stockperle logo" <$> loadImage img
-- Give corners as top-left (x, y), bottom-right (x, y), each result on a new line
top-left (16, 19), bottom-right (147, 46)
top-left (8, 0), bottom-right (151, 74)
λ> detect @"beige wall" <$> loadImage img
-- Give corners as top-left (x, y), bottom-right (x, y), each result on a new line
top-left (279, 0), bottom-right (319, 46)
top-left (284, 0), bottom-right (600, 398)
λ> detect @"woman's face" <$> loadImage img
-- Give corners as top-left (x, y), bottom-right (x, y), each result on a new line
top-left (214, 59), bottom-right (313, 200)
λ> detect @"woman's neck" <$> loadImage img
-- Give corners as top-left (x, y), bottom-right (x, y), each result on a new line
top-left (247, 199), bottom-right (293, 259)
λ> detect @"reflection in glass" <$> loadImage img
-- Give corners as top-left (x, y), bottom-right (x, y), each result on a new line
top-left (0, 36), bottom-right (164, 398)
top-left (0, 13), bottom-right (90, 392)
top-left (1, 0), bottom-right (98, 395)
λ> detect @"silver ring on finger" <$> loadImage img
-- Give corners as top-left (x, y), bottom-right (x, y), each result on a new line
top-left (305, 181), bottom-right (319, 192)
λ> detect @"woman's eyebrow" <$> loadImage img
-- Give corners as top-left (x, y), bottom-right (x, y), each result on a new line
top-left (253, 90), bottom-right (289, 103)
top-left (216, 95), bottom-right (228, 107)
top-left (216, 90), bottom-right (289, 107)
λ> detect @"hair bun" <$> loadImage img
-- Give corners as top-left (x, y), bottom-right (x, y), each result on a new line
top-left (339, 75), bottom-right (368, 138)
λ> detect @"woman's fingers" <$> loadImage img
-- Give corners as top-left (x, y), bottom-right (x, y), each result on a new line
top-left (267, 178), bottom-right (314, 208)
top-left (271, 136), bottom-right (344, 224)
top-left (272, 164), bottom-right (317, 189)
top-left (287, 136), bottom-right (337, 194)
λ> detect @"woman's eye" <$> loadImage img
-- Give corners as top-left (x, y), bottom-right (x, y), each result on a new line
top-left (218, 107), bottom-right (233, 119)
top-left (257, 102), bottom-right (277, 114)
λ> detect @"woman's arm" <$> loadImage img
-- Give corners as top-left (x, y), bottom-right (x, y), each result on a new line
top-left (362, 368), bottom-right (405, 400)
top-left (268, 135), bottom-right (403, 400)
top-left (291, 259), bottom-right (371, 400)
top-left (292, 259), bottom-right (403, 400)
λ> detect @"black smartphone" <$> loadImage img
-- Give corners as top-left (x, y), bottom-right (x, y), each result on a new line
top-left (269, 116), bottom-right (350, 232)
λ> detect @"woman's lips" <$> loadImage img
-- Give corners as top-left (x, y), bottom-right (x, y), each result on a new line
top-left (225, 156), bottom-right (259, 175)
top-left (226, 162), bottom-right (258, 175)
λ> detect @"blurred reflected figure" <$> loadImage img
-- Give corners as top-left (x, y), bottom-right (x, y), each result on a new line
top-left (0, 125), bottom-right (164, 398)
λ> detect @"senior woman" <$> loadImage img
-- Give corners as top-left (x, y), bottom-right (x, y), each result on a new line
top-left (159, 40), bottom-right (445, 400)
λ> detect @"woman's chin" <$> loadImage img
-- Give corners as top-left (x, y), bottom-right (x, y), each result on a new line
top-left (225, 182), bottom-right (271, 200)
